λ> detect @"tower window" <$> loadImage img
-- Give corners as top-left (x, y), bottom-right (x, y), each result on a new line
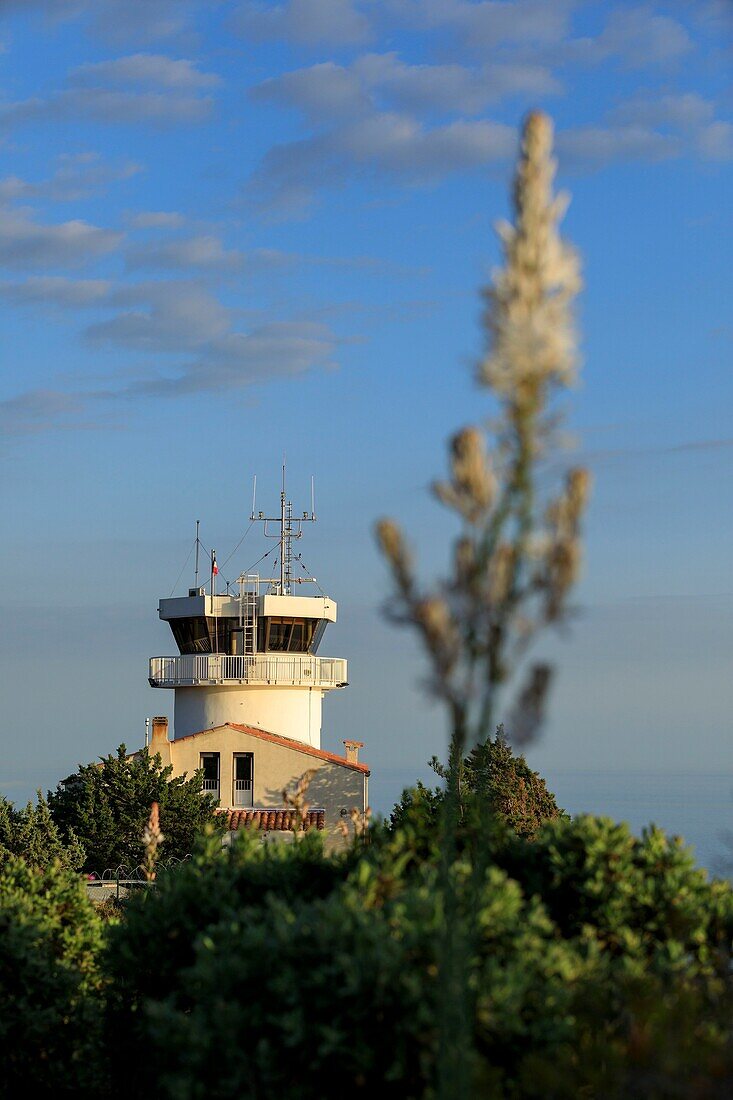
top-left (258, 617), bottom-right (320, 653)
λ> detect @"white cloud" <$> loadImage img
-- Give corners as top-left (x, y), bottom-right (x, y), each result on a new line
top-left (1, 51), bottom-right (217, 131)
top-left (611, 91), bottom-right (715, 130)
top-left (0, 276), bottom-right (112, 307)
top-left (1, 87), bottom-right (214, 128)
top-left (0, 276), bottom-right (339, 431)
top-left (125, 234), bottom-right (243, 272)
top-left (0, 207), bottom-right (122, 269)
top-left (696, 120), bottom-right (733, 160)
top-left (595, 6), bottom-right (692, 67)
top-left (0, 389), bottom-right (91, 436)
top-left (70, 53), bottom-right (220, 90)
top-left (607, 92), bottom-right (733, 162)
top-left (0, 153), bottom-right (141, 204)
top-left (354, 52), bottom-right (559, 113)
top-left (251, 109), bottom-right (515, 213)
top-left (252, 62), bottom-right (368, 122)
top-left (85, 281), bottom-right (229, 353)
top-left (131, 321), bottom-right (337, 396)
top-left (557, 124), bottom-right (679, 171)
top-left (253, 53), bottom-right (559, 122)
top-left (10, 0), bottom-right (201, 46)
top-left (390, 0), bottom-right (577, 50)
top-left (86, 283), bottom-right (337, 384)
top-left (127, 211), bottom-right (185, 229)
top-left (88, 0), bottom-right (201, 45)
top-left (234, 0), bottom-right (371, 47)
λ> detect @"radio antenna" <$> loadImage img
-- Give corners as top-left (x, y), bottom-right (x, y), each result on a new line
top-left (194, 519), bottom-right (200, 590)
top-left (250, 463), bottom-right (316, 595)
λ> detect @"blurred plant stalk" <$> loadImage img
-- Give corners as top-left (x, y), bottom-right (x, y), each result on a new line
top-left (376, 110), bottom-right (589, 1098)
top-left (377, 108), bottom-right (587, 793)
top-left (142, 802), bottom-right (164, 882)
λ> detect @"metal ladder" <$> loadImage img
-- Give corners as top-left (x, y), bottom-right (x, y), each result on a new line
top-left (239, 574), bottom-right (259, 655)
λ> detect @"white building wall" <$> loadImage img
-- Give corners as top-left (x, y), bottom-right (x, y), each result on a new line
top-left (173, 684), bottom-right (325, 747)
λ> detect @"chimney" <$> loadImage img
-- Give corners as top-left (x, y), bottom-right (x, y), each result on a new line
top-left (343, 739), bottom-right (363, 764)
top-left (151, 716), bottom-right (169, 745)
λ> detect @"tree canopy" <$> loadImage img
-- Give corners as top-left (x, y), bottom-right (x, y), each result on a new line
top-left (47, 746), bottom-right (220, 873)
top-left (391, 726), bottom-right (564, 840)
top-left (0, 793), bottom-right (84, 871)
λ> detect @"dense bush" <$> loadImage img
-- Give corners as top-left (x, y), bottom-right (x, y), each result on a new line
top-left (0, 854), bottom-right (105, 1097)
top-left (0, 789), bottom-right (732, 1097)
top-left (100, 808), bottom-right (733, 1099)
top-left (103, 828), bottom-right (354, 1092)
top-left (48, 745), bottom-right (221, 872)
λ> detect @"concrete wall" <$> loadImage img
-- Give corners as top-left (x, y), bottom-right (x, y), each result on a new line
top-left (173, 685), bottom-right (324, 747)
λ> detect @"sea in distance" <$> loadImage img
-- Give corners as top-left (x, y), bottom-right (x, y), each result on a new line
top-left (370, 769), bottom-right (733, 877)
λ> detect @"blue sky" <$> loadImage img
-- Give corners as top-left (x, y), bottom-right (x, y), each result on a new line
top-left (1, 0), bottom-right (732, 810)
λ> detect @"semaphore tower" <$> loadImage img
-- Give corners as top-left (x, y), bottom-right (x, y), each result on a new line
top-left (142, 467), bottom-right (366, 847)
top-left (149, 468), bottom-right (348, 748)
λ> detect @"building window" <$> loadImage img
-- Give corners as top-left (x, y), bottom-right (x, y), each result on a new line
top-left (233, 753), bottom-right (254, 807)
top-left (171, 616), bottom-right (211, 654)
top-left (257, 617), bottom-right (322, 653)
top-left (200, 752), bottom-right (220, 796)
top-left (170, 616), bottom-right (242, 655)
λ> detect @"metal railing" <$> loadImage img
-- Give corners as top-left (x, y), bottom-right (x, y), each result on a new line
top-left (234, 778), bottom-right (253, 807)
top-left (85, 856), bottom-right (190, 902)
top-left (149, 653), bottom-right (348, 689)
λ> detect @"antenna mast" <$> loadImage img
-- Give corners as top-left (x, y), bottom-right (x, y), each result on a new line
top-left (194, 520), bottom-right (200, 590)
top-left (250, 463), bottom-right (316, 595)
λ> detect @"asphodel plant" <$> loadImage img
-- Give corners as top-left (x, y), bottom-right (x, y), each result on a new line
top-left (377, 110), bottom-right (589, 792)
top-left (377, 106), bottom-right (589, 1100)
top-left (142, 801), bottom-right (164, 882)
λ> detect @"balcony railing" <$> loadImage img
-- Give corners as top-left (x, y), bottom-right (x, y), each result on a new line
top-left (234, 779), bottom-right (253, 807)
top-left (149, 653), bottom-right (348, 689)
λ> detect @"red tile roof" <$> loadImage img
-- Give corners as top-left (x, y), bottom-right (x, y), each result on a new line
top-left (170, 722), bottom-right (370, 774)
top-left (217, 808), bottom-right (326, 831)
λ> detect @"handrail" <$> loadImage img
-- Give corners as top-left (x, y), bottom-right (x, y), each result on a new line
top-left (149, 653), bottom-right (347, 689)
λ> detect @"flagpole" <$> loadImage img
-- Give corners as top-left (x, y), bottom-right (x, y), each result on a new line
top-left (211, 549), bottom-right (216, 597)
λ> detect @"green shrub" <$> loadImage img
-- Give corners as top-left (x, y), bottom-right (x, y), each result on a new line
top-left (497, 815), bottom-right (733, 974)
top-left (103, 811), bottom-right (733, 1098)
top-left (0, 854), bottom-right (106, 1096)
top-left (104, 828), bottom-right (353, 1093)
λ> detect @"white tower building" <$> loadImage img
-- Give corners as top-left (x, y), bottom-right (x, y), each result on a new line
top-left (149, 474), bottom-right (348, 749)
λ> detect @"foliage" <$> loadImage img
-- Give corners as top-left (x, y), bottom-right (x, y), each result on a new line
top-left (0, 854), bottom-right (106, 1097)
top-left (376, 111), bottom-right (587, 772)
top-left (101, 815), bottom-right (733, 1099)
top-left (47, 745), bottom-right (221, 873)
top-left (103, 828), bottom-right (354, 1095)
top-left (0, 791), bottom-right (84, 871)
top-left (375, 109), bottom-right (588, 1096)
top-left (391, 727), bottom-right (564, 840)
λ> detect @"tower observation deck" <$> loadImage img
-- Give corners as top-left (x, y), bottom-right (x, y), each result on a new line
top-left (149, 471), bottom-right (347, 748)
